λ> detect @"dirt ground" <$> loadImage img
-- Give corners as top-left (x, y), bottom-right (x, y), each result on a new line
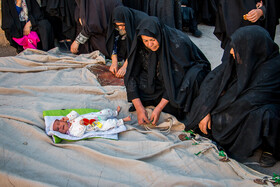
top-left (0, 45), bottom-right (17, 57)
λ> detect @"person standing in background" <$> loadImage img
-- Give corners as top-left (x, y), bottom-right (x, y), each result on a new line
top-left (214, 0), bottom-right (278, 49)
top-left (1, 0), bottom-right (54, 53)
top-left (70, 0), bottom-right (122, 58)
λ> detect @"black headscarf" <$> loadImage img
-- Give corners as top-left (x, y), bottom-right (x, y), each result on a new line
top-left (106, 6), bottom-right (149, 59)
top-left (125, 17), bottom-right (211, 112)
top-left (185, 25), bottom-right (280, 159)
top-left (214, 0), bottom-right (278, 49)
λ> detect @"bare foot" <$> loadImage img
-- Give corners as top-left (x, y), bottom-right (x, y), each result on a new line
top-left (123, 115), bottom-right (131, 122)
top-left (117, 106), bottom-right (121, 114)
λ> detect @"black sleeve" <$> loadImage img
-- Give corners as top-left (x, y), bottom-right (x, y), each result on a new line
top-left (1, 0), bottom-right (22, 41)
top-left (28, 0), bottom-right (45, 28)
top-left (126, 77), bottom-right (140, 101)
top-left (162, 91), bottom-right (169, 100)
top-left (259, 5), bottom-right (266, 20)
top-left (126, 54), bottom-right (142, 101)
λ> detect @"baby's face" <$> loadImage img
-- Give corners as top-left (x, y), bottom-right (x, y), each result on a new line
top-left (53, 119), bottom-right (70, 134)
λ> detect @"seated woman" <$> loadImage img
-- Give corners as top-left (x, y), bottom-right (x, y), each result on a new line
top-left (70, 0), bottom-right (122, 57)
top-left (1, 0), bottom-right (54, 53)
top-left (185, 25), bottom-right (280, 167)
top-left (106, 6), bottom-right (149, 78)
top-left (125, 16), bottom-right (211, 126)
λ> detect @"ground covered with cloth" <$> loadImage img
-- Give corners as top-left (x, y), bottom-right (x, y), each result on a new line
top-left (0, 48), bottom-right (278, 186)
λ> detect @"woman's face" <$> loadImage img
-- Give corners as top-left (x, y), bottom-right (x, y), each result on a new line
top-left (115, 22), bottom-right (126, 35)
top-left (141, 35), bottom-right (159, 51)
top-left (230, 48), bottom-right (235, 59)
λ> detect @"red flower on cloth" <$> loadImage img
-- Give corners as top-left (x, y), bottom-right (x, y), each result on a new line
top-left (82, 118), bottom-right (96, 126)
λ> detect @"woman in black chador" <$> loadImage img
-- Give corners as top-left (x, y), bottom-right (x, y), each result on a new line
top-left (123, 0), bottom-right (182, 30)
top-left (125, 17), bottom-right (211, 126)
top-left (41, 0), bottom-right (77, 42)
top-left (185, 25), bottom-right (280, 167)
top-left (1, 0), bottom-right (54, 53)
top-left (106, 6), bottom-right (149, 78)
top-left (70, 0), bottom-right (122, 57)
top-left (214, 0), bottom-right (279, 49)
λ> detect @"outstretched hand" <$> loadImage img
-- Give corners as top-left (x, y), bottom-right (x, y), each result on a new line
top-left (115, 65), bottom-right (127, 78)
top-left (111, 58), bottom-right (127, 78)
top-left (70, 41), bottom-right (79, 54)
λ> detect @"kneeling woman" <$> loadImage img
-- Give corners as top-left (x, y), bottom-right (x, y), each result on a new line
top-left (125, 17), bottom-right (211, 126)
top-left (185, 25), bottom-right (280, 167)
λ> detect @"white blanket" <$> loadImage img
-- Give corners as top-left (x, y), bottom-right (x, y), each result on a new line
top-left (0, 48), bottom-right (272, 186)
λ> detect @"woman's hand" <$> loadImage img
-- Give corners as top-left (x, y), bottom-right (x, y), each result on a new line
top-left (136, 107), bottom-right (150, 125)
top-left (246, 8), bottom-right (263, 23)
top-left (199, 113), bottom-right (211, 134)
top-left (115, 65), bottom-right (127, 78)
top-left (116, 62), bottom-right (127, 78)
top-left (150, 98), bottom-right (168, 125)
top-left (132, 98), bottom-right (150, 125)
top-left (23, 21), bottom-right (31, 35)
top-left (109, 55), bottom-right (118, 75)
top-left (150, 107), bottom-right (162, 125)
top-left (70, 41), bottom-right (79, 54)
top-left (115, 59), bottom-right (128, 78)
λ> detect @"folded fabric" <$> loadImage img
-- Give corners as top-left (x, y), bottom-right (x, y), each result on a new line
top-left (13, 31), bottom-right (40, 49)
top-left (43, 108), bottom-right (127, 143)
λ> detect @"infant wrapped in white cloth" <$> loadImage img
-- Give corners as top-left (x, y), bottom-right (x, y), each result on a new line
top-left (50, 107), bottom-right (131, 137)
